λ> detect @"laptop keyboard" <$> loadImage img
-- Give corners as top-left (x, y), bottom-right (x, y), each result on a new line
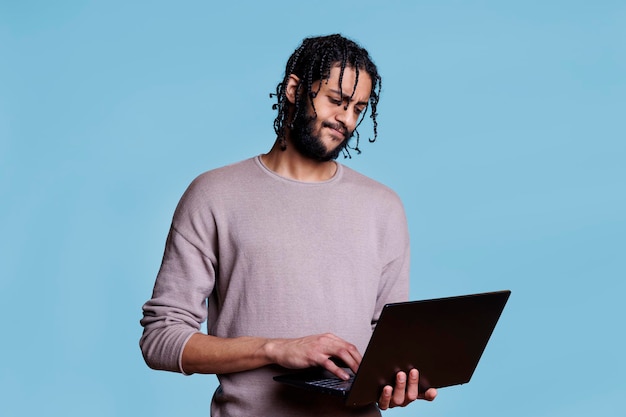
top-left (305, 376), bottom-right (354, 391)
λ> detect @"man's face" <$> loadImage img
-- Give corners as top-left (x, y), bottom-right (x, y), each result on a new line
top-left (290, 65), bottom-right (372, 161)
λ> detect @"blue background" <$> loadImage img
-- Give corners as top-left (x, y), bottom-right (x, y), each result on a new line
top-left (1, 1), bottom-right (624, 416)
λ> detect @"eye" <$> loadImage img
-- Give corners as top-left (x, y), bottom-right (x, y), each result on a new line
top-left (329, 97), bottom-right (342, 105)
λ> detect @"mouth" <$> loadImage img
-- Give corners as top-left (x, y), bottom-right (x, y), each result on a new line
top-left (323, 122), bottom-right (348, 140)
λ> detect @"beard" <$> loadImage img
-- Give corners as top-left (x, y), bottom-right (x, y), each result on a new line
top-left (290, 112), bottom-right (353, 162)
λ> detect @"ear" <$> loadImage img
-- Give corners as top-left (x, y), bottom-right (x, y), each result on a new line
top-left (285, 74), bottom-right (300, 104)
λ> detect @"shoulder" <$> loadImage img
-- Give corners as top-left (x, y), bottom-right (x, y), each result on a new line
top-left (191, 157), bottom-right (258, 188)
top-left (183, 157), bottom-right (262, 197)
top-left (173, 157), bottom-right (259, 217)
top-left (339, 164), bottom-right (404, 208)
top-left (338, 164), bottom-right (409, 251)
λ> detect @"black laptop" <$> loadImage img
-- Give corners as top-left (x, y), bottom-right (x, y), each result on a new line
top-left (273, 290), bottom-right (511, 406)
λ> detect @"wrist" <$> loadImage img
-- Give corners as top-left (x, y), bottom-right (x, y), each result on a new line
top-left (261, 338), bottom-right (279, 365)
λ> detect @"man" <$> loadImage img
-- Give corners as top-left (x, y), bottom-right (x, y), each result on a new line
top-left (140, 34), bottom-right (437, 416)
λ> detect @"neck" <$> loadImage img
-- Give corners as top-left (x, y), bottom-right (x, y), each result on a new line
top-left (261, 139), bottom-right (338, 182)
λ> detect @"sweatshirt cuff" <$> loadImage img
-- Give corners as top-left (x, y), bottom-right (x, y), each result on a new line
top-left (178, 331), bottom-right (199, 376)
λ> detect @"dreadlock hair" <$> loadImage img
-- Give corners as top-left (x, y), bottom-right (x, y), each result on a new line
top-left (270, 34), bottom-right (382, 158)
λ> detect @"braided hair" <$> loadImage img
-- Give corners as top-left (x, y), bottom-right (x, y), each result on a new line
top-left (271, 34), bottom-right (382, 157)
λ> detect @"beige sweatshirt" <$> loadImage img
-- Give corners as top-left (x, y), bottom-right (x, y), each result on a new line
top-left (140, 156), bottom-right (410, 416)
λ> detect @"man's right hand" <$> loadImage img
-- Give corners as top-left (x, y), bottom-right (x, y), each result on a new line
top-left (264, 333), bottom-right (362, 380)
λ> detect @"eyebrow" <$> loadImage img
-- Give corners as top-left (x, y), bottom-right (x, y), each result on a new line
top-left (329, 88), bottom-right (369, 106)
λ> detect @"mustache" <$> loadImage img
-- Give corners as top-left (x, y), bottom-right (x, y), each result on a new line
top-left (322, 121), bottom-right (350, 138)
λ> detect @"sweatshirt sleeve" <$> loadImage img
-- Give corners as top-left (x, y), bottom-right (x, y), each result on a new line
top-left (139, 177), bottom-right (217, 374)
top-left (371, 192), bottom-right (411, 329)
top-left (139, 227), bottom-right (216, 373)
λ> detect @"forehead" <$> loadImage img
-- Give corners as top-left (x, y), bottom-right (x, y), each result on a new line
top-left (321, 65), bottom-right (372, 102)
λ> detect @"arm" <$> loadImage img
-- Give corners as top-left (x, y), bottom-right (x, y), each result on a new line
top-left (181, 332), bottom-right (362, 380)
top-left (141, 227), bottom-right (361, 380)
top-left (141, 222), bottom-right (362, 380)
top-left (372, 196), bottom-right (438, 409)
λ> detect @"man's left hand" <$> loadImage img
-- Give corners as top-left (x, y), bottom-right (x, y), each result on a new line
top-left (377, 369), bottom-right (438, 410)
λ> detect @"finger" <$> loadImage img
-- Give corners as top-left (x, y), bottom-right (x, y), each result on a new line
top-left (321, 335), bottom-right (361, 374)
top-left (392, 371), bottom-right (407, 406)
top-left (423, 387), bottom-right (438, 401)
top-left (378, 385), bottom-right (393, 410)
top-left (406, 368), bottom-right (419, 402)
top-left (321, 357), bottom-right (351, 380)
top-left (335, 347), bottom-right (362, 374)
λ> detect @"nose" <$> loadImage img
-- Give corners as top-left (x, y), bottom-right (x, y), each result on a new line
top-left (336, 105), bottom-right (358, 131)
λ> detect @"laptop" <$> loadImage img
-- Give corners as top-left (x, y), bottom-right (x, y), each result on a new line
top-left (273, 290), bottom-right (511, 406)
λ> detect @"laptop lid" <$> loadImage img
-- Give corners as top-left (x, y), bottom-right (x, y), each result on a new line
top-left (274, 290), bottom-right (511, 407)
